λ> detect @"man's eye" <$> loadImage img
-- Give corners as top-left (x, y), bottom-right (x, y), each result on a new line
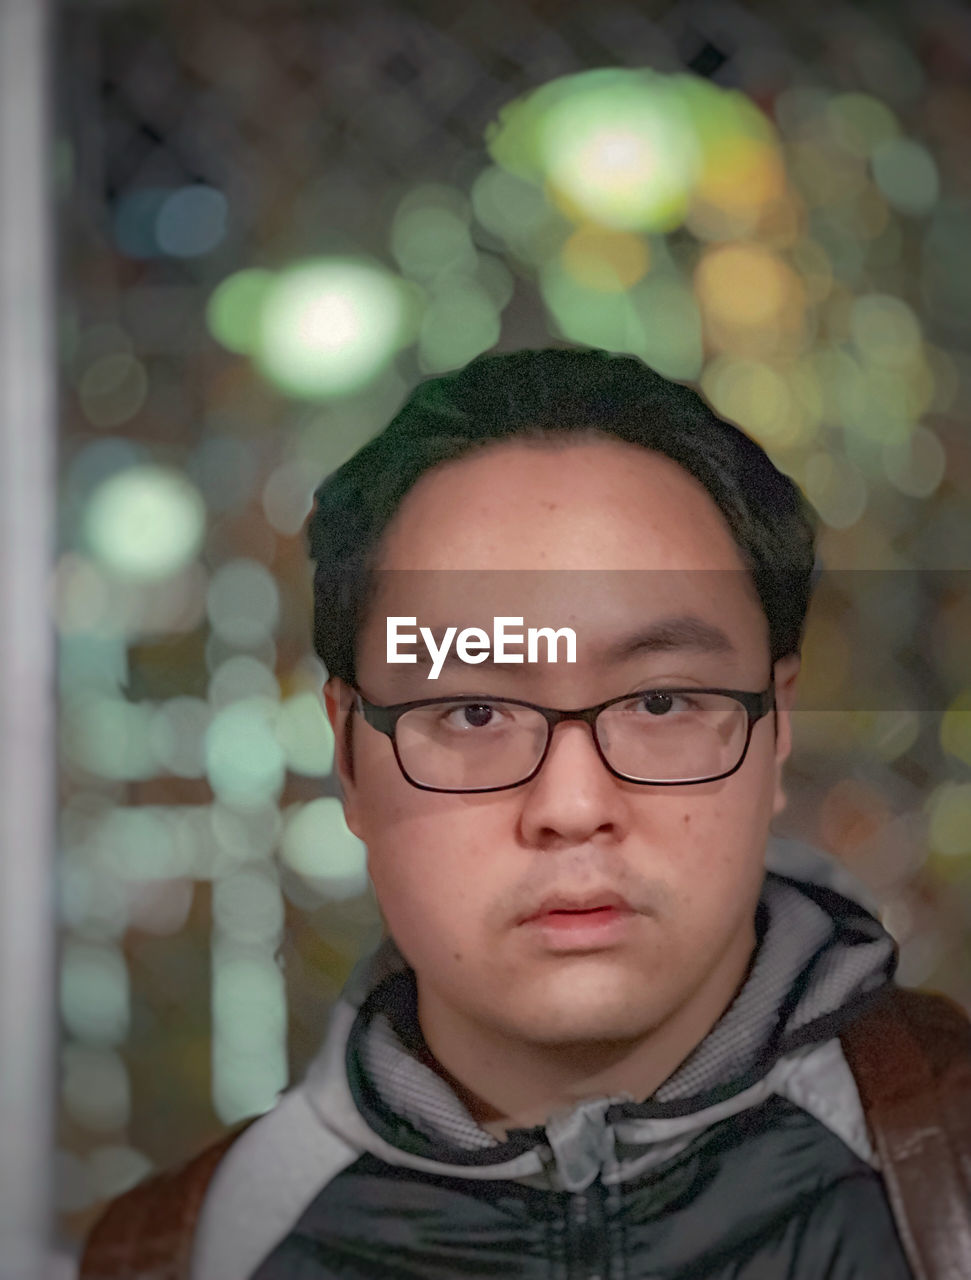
top-left (442, 703), bottom-right (501, 729)
top-left (632, 691), bottom-right (696, 716)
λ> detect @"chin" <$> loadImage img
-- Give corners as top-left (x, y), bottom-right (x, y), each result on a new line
top-left (508, 992), bottom-right (664, 1048)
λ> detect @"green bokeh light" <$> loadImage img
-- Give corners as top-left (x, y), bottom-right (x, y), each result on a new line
top-left (541, 261), bottom-right (702, 380)
top-left (826, 92), bottom-right (899, 157)
top-left (418, 278), bottom-right (500, 372)
top-left (78, 353), bottom-right (148, 429)
top-left (255, 258), bottom-right (408, 399)
top-left (871, 137), bottom-right (939, 216)
top-left (82, 465), bottom-right (206, 582)
top-left (489, 68), bottom-right (701, 232)
top-left (206, 268), bottom-right (274, 354)
top-left (207, 558), bottom-right (281, 649)
top-left (205, 699), bottom-right (287, 808)
top-left (149, 697), bottom-right (212, 778)
top-left (280, 798), bottom-right (368, 899)
top-left (470, 166), bottom-right (554, 259)
top-left (59, 858), bottom-right (129, 940)
top-left (94, 807), bottom-right (195, 882)
top-left (211, 945), bottom-right (287, 1123)
top-left (60, 943), bottom-right (130, 1045)
top-left (391, 198), bottom-right (478, 282)
top-left (208, 656), bottom-right (280, 710)
top-left (213, 869), bottom-right (284, 946)
top-left (62, 695), bottom-right (156, 782)
top-left (211, 948), bottom-right (287, 1055)
top-left (275, 692), bottom-right (334, 776)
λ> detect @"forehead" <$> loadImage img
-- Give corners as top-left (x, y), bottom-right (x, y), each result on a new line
top-left (357, 440), bottom-right (769, 690)
top-left (376, 438), bottom-right (749, 575)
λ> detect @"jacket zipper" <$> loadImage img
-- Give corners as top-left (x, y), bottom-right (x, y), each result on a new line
top-left (567, 1186), bottom-right (608, 1280)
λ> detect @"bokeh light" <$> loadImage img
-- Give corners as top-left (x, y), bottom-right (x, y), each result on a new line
top-left (211, 943), bottom-right (287, 1123)
top-left (418, 277), bottom-right (500, 372)
top-left (78, 354), bottom-right (147, 429)
top-left (391, 186), bottom-right (478, 281)
top-left (280, 798), bottom-right (369, 899)
top-left (82, 465), bottom-right (206, 582)
top-left (156, 185), bottom-right (228, 257)
top-left (254, 258), bottom-right (409, 398)
top-left (59, 943), bottom-right (130, 1046)
top-left (206, 559), bottom-right (280, 649)
top-left (275, 692), bottom-right (334, 776)
top-left (206, 269), bottom-right (273, 355)
top-left (694, 243), bottom-right (806, 355)
top-left (205, 698), bottom-right (287, 809)
top-left (871, 138), bottom-right (939, 216)
top-left (488, 68), bottom-right (702, 232)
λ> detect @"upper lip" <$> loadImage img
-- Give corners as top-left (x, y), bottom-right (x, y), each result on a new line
top-left (520, 890), bottom-right (634, 924)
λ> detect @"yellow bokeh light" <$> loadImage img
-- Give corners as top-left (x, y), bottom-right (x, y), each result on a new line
top-left (561, 227), bottom-right (650, 293)
top-left (693, 135), bottom-right (787, 221)
top-left (694, 243), bottom-right (806, 353)
top-left (941, 693), bottom-right (971, 768)
top-left (927, 783), bottom-right (971, 858)
top-left (701, 357), bottom-right (808, 449)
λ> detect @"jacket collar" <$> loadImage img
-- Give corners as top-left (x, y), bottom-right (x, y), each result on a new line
top-left (332, 860), bottom-right (895, 1172)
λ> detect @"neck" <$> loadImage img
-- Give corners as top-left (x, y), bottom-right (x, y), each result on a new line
top-left (414, 921), bottom-right (758, 1140)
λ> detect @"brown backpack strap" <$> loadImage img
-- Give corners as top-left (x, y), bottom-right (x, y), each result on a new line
top-left (840, 984), bottom-right (971, 1280)
top-left (80, 1121), bottom-right (255, 1280)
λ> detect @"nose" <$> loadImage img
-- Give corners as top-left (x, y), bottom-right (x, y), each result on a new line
top-left (518, 719), bottom-right (632, 848)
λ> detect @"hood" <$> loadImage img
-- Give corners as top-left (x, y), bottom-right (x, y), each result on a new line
top-left (300, 842), bottom-right (897, 1193)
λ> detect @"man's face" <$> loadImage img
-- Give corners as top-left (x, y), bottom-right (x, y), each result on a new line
top-left (325, 438), bottom-right (798, 1049)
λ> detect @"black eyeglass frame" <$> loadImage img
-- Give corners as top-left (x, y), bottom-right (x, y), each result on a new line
top-left (353, 681), bottom-right (776, 794)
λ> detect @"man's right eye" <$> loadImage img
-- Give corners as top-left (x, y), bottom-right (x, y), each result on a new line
top-left (441, 703), bottom-right (500, 730)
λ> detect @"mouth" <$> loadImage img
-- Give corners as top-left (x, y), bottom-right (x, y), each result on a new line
top-left (536, 906), bottom-right (627, 920)
top-left (520, 892), bottom-right (634, 925)
top-left (520, 903), bottom-right (637, 950)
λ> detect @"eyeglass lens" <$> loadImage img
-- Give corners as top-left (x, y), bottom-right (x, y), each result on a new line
top-left (393, 692), bottom-right (750, 790)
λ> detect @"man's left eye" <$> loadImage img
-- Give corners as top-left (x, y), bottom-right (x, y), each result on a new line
top-left (443, 703), bottom-right (500, 729)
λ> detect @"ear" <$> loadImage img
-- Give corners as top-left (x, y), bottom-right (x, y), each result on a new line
top-left (324, 676), bottom-right (364, 839)
top-left (771, 653), bottom-right (800, 817)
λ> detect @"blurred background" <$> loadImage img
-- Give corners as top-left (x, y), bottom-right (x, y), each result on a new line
top-left (44, 0), bottom-right (971, 1259)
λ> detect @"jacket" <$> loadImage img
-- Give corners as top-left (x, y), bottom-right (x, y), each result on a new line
top-left (83, 844), bottom-right (971, 1279)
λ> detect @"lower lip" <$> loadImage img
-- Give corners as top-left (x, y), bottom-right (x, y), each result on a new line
top-left (522, 907), bottom-right (636, 950)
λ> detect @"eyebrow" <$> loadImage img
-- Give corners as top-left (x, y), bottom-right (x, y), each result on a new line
top-left (394, 614), bottom-right (737, 678)
top-left (599, 615), bottom-right (738, 663)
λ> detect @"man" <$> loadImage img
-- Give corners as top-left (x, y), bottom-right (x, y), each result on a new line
top-left (83, 348), bottom-right (971, 1279)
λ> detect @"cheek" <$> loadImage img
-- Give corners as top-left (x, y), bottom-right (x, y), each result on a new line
top-left (354, 767), bottom-right (509, 933)
top-left (650, 741), bottom-right (777, 894)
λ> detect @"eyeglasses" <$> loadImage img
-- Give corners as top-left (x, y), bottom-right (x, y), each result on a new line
top-left (353, 682), bottom-right (775, 794)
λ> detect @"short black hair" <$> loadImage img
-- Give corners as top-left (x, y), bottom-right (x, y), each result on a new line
top-left (307, 347), bottom-right (817, 686)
